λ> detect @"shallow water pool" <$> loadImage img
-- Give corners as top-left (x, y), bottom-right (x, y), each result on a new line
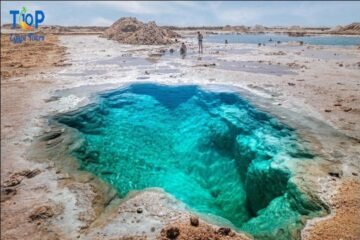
top-left (205, 33), bottom-right (360, 46)
top-left (53, 83), bottom-right (327, 239)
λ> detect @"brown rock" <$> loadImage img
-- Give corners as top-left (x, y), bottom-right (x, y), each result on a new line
top-left (1, 187), bottom-right (17, 202)
top-left (21, 168), bottom-right (41, 178)
top-left (190, 216), bottom-right (199, 227)
top-left (29, 205), bottom-right (55, 221)
top-left (3, 176), bottom-right (22, 187)
top-left (158, 221), bottom-right (250, 240)
top-left (328, 172), bottom-right (341, 178)
top-left (2, 168), bottom-right (42, 187)
top-left (165, 227), bottom-right (180, 239)
top-left (217, 227), bottom-right (231, 236)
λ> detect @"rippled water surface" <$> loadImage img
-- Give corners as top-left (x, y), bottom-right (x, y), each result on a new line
top-left (54, 84), bottom-right (327, 239)
top-left (205, 33), bottom-right (360, 46)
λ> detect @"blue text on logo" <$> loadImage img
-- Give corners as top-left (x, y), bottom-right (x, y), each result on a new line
top-left (10, 10), bottom-right (45, 28)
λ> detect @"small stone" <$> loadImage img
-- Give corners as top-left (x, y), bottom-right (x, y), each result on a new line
top-left (1, 168), bottom-right (40, 187)
top-left (166, 227), bottom-right (180, 239)
top-left (136, 208), bottom-right (143, 214)
top-left (24, 169), bottom-right (41, 178)
top-left (1, 187), bottom-right (17, 202)
top-left (217, 227), bottom-right (231, 235)
top-left (3, 177), bottom-right (22, 187)
top-left (151, 227), bottom-right (156, 232)
top-left (190, 216), bottom-right (199, 227)
top-left (29, 205), bottom-right (55, 221)
top-left (328, 172), bottom-right (341, 178)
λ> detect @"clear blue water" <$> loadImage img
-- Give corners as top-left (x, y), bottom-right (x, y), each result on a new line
top-left (205, 33), bottom-right (360, 46)
top-left (54, 84), bottom-right (327, 239)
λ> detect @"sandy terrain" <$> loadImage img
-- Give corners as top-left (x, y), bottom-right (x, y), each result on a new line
top-left (1, 33), bottom-right (360, 240)
top-left (0, 34), bottom-right (67, 79)
top-left (302, 179), bottom-right (360, 240)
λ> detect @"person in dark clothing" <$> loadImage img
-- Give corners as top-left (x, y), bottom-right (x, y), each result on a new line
top-left (180, 42), bottom-right (187, 57)
top-left (197, 31), bottom-right (203, 53)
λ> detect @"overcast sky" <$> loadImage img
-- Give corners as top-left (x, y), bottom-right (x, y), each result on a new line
top-left (1, 1), bottom-right (360, 27)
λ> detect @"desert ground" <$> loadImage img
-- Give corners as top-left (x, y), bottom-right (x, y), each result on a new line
top-left (1, 28), bottom-right (360, 240)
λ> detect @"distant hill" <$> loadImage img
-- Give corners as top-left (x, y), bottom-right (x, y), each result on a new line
top-left (329, 22), bottom-right (360, 35)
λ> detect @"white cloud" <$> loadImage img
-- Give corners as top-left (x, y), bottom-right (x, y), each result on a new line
top-left (79, 1), bottom-right (176, 15)
top-left (90, 17), bottom-right (113, 26)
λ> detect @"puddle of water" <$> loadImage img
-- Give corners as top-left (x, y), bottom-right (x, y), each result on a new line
top-left (97, 56), bottom-right (153, 67)
top-left (217, 60), bottom-right (296, 76)
top-left (61, 69), bottom-right (107, 77)
top-left (303, 49), bottom-right (357, 60)
top-left (136, 76), bottom-right (151, 80)
top-left (153, 68), bottom-right (180, 74)
top-left (221, 48), bottom-right (254, 55)
top-left (141, 64), bottom-right (181, 75)
top-left (205, 33), bottom-right (360, 46)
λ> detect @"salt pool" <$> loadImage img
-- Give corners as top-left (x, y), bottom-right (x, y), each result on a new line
top-left (52, 83), bottom-right (327, 239)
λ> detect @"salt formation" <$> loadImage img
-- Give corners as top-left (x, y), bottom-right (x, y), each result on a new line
top-left (329, 22), bottom-right (360, 35)
top-left (222, 25), bottom-right (248, 32)
top-left (103, 17), bottom-right (181, 45)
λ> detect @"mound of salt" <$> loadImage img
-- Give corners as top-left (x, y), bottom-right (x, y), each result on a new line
top-left (103, 17), bottom-right (181, 45)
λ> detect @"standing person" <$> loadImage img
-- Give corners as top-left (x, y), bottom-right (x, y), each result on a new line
top-left (197, 31), bottom-right (203, 53)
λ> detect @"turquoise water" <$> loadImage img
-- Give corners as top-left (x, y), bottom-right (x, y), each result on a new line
top-left (205, 33), bottom-right (360, 46)
top-left (54, 84), bottom-right (327, 239)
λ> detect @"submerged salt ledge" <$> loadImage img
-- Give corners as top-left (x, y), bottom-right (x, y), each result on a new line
top-left (50, 83), bottom-right (327, 240)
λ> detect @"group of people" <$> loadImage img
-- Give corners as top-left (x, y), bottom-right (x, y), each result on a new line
top-left (179, 31), bottom-right (203, 57)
